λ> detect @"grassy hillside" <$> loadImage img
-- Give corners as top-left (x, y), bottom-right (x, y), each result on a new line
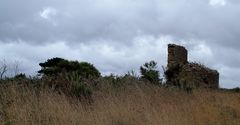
top-left (0, 77), bottom-right (240, 125)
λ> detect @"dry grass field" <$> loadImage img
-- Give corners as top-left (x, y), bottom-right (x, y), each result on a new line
top-left (0, 79), bottom-right (240, 125)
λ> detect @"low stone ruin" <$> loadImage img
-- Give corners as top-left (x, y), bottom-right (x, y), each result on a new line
top-left (166, 44), bottom-right (219, 88)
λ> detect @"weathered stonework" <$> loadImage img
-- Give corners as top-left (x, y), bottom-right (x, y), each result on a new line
top-left (168, 44), bottom-right (188, 67)
top-left (167, 44), bottom-right (219, 88)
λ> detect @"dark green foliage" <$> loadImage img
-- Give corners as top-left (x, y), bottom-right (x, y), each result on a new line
top-left (39, 57), bottom-right (65, 68)
top-left (140, 61), bottom-right (161, 84)
top-left (65, 71), bottom-right (93, 97)
top-left (38, 57), bottom-right (101, 79)
top-left (103, 74), bottom-right (119, 85)
top-left (164, 64), bottom-right (182, 90)
top-left (165, 64), bottom-right (180, 82)
top-left (232, 87), bottom-right (240, 92)
top-left (14, 73), bottom-right (26, 79)
top-left (72, 83), bottom-right (93, 97)
top-left (164, 64), bottom-right (181, 86)
top-left (220, 87), bottom-right (240, 93)
top-left (38, 57), bottom-right (100, 97)
top-left (76, 62), bottom-right (101, 79)
top-left (164, 64), bottom-right (194, 92)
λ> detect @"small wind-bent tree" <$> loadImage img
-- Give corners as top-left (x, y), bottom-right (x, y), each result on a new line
top-left (140, 60), bottom-right (161, 84)
top-left (38, 57), bottom-right (101, 97)
top-left (38, 57), bottom-right (101, 79)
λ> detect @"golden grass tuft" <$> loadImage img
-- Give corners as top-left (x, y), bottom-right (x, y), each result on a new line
top-left (0, 82), bottom-right (240, 125)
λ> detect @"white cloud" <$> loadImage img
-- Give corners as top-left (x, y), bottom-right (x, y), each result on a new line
top-left (209, 0), bottom-right (226, 6)
top-left (39, 7), bottom-right (57, 19)
top-left (39, 7), bottom-right (57, 25)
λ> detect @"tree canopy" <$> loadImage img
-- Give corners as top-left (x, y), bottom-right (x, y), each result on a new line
top-left (140, 60), bottom-right (161, 84)
top-left (38, 57), bottom-right (101, 79)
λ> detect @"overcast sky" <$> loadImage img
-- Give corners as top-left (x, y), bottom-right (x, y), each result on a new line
top-left (0, 0), bottom-right (240, 88)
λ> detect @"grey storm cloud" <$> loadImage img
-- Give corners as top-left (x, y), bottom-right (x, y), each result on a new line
top-left (1, 0), bottom-right (239, 45)
top-left (0, 0), bottom-right (240, 88)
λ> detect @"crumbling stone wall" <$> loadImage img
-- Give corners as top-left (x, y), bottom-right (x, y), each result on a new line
top-left (167, 44), bottom-right (219, 88)
top-left (178, 63), bottom-right (219, 88)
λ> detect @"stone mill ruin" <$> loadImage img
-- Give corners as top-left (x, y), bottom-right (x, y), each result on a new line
top-left (166, 44), bottom-right (219, 88)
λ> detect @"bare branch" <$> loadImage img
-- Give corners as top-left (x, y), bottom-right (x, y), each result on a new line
top-left (0, 60), bottom-right (8, 79)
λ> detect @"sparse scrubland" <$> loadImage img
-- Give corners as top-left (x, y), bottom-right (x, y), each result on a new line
top-left (0, 58), bottom-right (240, 125)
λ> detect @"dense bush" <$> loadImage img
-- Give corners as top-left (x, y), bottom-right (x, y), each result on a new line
top-left (38, 57), bottom-right (101, 79)
top-left (232, 87), bottom-right (240, 92)
top-left (220, 87), bottom-right (240, 93)
top-left (164, 64), bottom-right (181, 86)
top-left (14, 73), bottom-right (27, 79)
top-left (65, 72), bottom-right (93, 97)
top-left (164, 64), bottom-right (193, 93)
top-left (140, 61), bottom-right (161, 84)
top-left (38, 57), bottom-right (101, 97)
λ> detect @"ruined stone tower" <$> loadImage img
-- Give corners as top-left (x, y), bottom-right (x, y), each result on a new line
top-left (166, 44), bottom-right (219, 88)
top-left (168, 44), bottom-right (188, 67)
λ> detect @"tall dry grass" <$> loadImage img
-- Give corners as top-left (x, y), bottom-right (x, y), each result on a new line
top-left (0, 80), bottom-right (240, 125)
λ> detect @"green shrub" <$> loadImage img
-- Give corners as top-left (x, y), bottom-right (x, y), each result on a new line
top-left (65, 71), bottom-right (93, 97)
top-left (38, 57), bottom-right (100, 97)
top-left (164, 64), bottom-right (181, 86)
top-left (233, 87), bottom-right (240, 92)
top-left (72, 83), bottom-right (93, 97)
top-left (14, 73), bottom-right (26, 79)
top-left (140, 61), bottom-right (161, 84)
top-left (38, 57), bottom-right (101, 79)
top-left (164, 64), bottom-right (180, 81)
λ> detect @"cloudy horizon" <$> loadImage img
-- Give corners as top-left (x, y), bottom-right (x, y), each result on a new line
top-left (1, 0), bottom-right (240, 88)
